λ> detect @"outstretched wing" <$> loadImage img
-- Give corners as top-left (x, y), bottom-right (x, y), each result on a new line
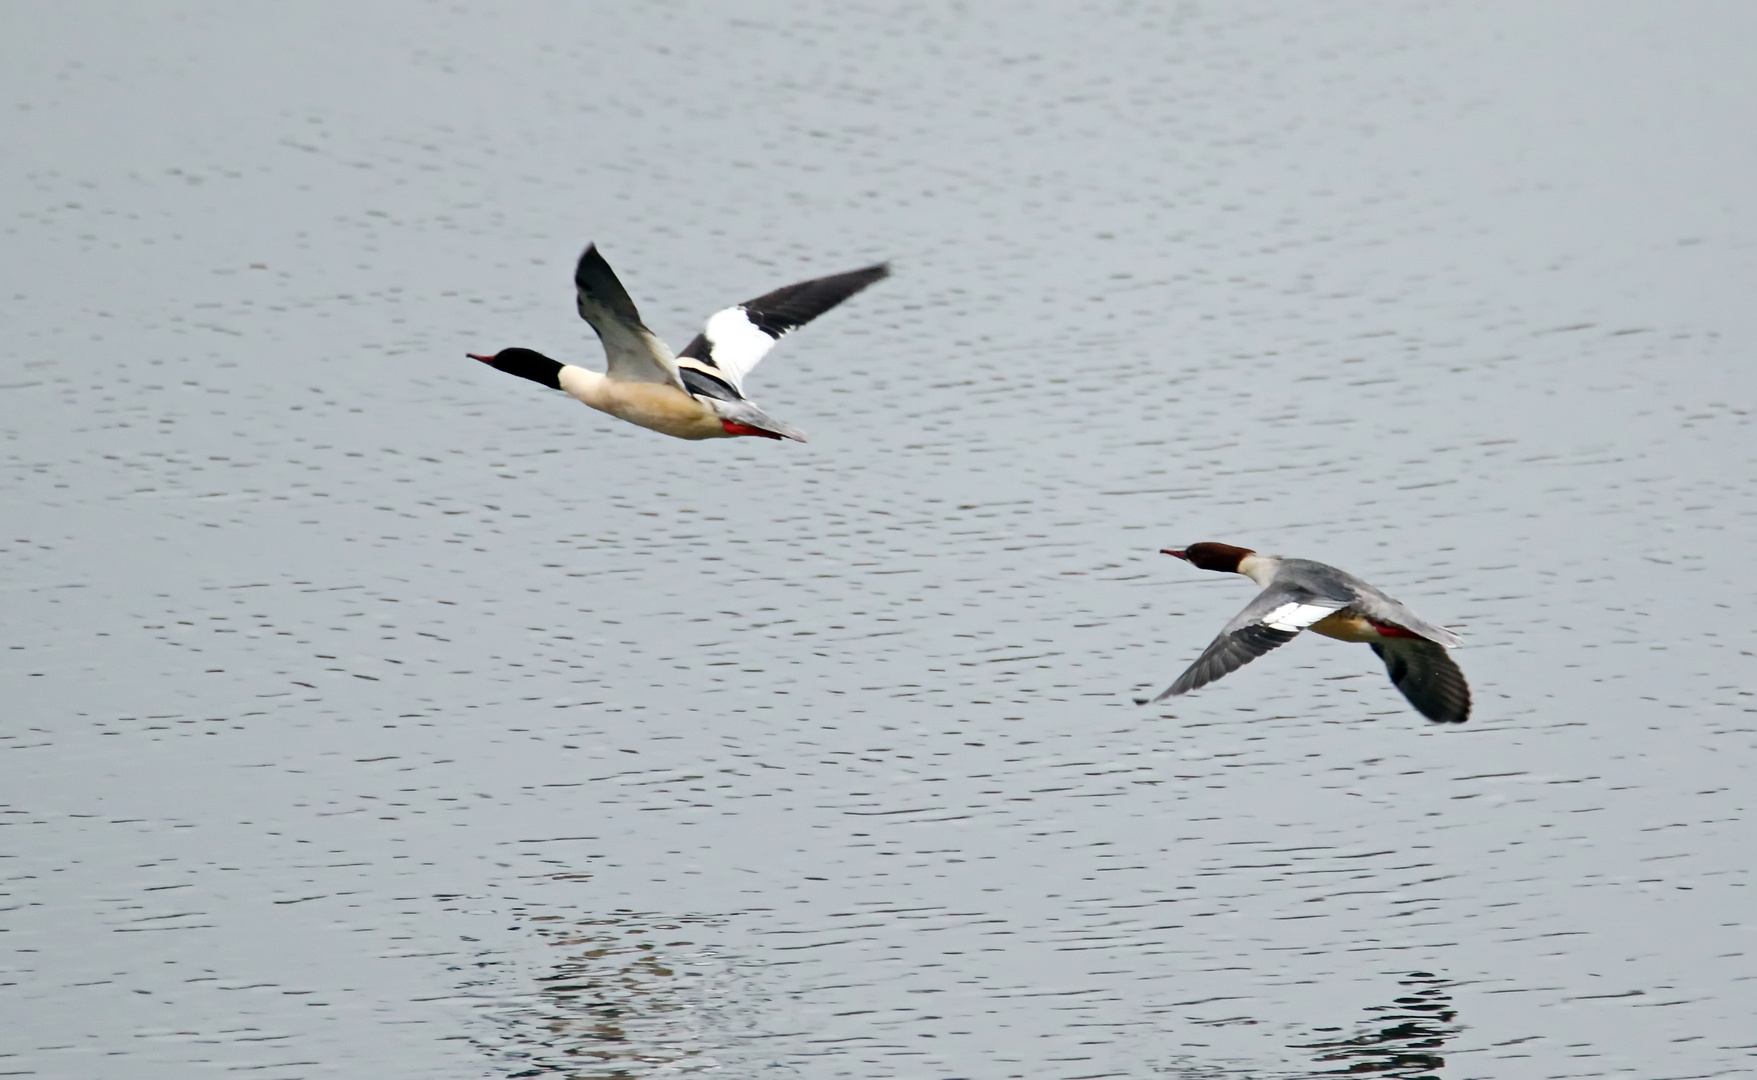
top-left (675, 262), bottom-right (889, 394)
top-left (1146, 587), bottom-right (1350, 704)
top-left (1370, 639), bottom-right (1471, 723)
top-left (573, 245), bottom-right (686, 389)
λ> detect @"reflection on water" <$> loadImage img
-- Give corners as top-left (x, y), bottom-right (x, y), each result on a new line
top-left (488, 919), bottom-right (1465, 1080)
top-left (481, 905), bottom-right (737, 1079)
top-left (1296, 972), bottom-right (1459, 1079)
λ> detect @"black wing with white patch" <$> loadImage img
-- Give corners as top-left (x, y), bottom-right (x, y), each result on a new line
top-left (572, 245), bottom-right (685, 388)
top-left (1370, 639), bottom-right (1471, 724)
top-left (676, 262), bottom-right (889, 393)
top-left (1147, 587), bottom-right (1349, 704)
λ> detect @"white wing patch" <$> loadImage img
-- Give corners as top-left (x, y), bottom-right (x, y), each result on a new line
top-left (698, 307), bottom-right (779, 389)
top-left (1260, 601), bottom-right (1341, 633)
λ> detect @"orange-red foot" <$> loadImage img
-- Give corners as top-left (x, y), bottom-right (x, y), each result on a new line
top-left (1368, 620), bottom-right (1421, 639)
top-left (721, 420), bottom-right (783, 439)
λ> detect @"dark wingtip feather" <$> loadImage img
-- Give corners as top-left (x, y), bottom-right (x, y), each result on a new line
top-left (1149, 623), bottom-right (1299, 704)
top-left (738, 261), bottom-right (891, 337)
top-left (1371, 641), bottom-right (1471, 724)
top-left (573, 243), bottom-right (644, 324)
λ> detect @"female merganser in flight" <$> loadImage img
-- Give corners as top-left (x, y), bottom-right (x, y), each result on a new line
top-left (469, 244), bottom-right (889, 442)
top-left (1143, 542), bottom-right (1471, 724)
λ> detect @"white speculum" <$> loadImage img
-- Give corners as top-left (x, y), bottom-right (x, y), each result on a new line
top-left (1260, 601), bottom-right (1336, 632)
top-left (702, 308), bottom-right (777, 378)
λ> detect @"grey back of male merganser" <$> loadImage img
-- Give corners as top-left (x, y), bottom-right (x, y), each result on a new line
top-left (1144, 542), bottom-right (1470, 724)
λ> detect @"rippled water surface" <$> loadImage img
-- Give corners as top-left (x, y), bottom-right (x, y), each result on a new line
top-left (5, 3), bottom-right (1756, 1078)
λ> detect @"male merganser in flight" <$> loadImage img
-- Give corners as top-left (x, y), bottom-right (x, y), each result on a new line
top-left (469, 244), bottom-right (889, 442)
top-left (1142, 542), bottom-right (1471, 724)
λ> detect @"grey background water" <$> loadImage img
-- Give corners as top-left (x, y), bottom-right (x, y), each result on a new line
top-left (3, 2), bottom-right (1754, 1077)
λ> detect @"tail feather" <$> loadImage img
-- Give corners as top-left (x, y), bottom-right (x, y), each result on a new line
top-left (708, 398), bottom-right (808, 442)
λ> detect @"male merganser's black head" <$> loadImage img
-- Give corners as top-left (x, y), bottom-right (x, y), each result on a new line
top-left (467, 348), bottom-right (563, 390)
top-left (1162, 542), bottom-right (1255, 574)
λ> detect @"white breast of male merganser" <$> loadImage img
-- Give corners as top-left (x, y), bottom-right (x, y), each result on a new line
top-left (468, 243), bottom-right (888, 442)
top-left (1140, 541), bottom-right (1470, 724)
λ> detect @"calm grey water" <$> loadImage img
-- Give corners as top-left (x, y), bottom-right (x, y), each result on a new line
top-left (4, 3), bottom-right (1755, 1078)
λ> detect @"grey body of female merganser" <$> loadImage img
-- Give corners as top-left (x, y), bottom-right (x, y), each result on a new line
top-left (1145, 542), bottom-right (1470, 724)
